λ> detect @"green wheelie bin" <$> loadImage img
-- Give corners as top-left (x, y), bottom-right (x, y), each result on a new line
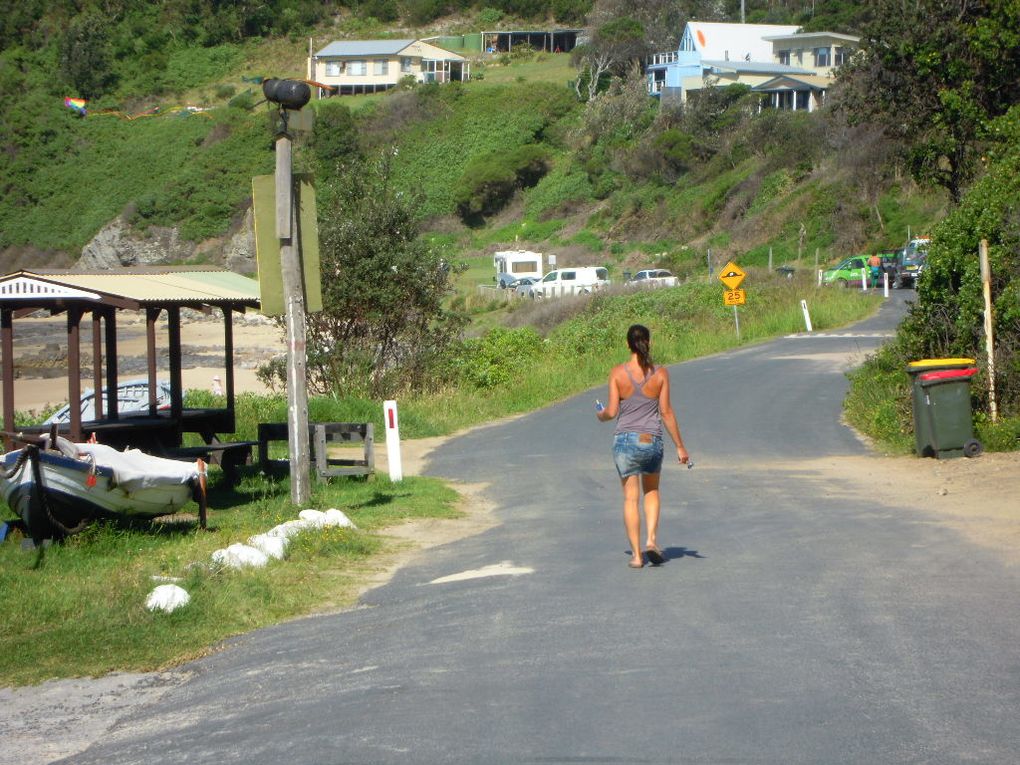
top-left (911, 364), bottom-right (983, 459)
top-left (906, 358), bottom-right (975, 457)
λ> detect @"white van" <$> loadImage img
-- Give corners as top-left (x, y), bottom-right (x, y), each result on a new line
top-left (494, 250), bottom-right (543, 289)
top-left (532, 267), bottom-right (610, 298)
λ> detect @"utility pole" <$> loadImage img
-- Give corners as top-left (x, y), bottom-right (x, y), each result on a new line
top-left (265, 79), bottom-right (313, 505)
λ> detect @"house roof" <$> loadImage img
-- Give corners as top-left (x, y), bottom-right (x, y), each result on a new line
top-left (752, 74), bottom-right (833, 91)
top-left (703, 60), bottom-right (814, 75)
top-left (0, 267), bottom-right (260, 310)
top-left (761, 31), bottom-right (860, 44)
top-left (686, 22), bottom-right (799, 61)
top-left (315, 40), bottom-right (416, 58)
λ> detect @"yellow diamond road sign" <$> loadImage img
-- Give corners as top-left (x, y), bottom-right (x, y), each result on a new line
top-left (718, 261), bottom-right (746, 290)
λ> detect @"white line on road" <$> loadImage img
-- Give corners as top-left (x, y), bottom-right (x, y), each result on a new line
top-left (784, 332), bottom-right (894, 339)
top-left (427, 561), bottom-right (534, 585)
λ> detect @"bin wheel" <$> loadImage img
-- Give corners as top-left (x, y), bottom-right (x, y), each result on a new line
top-left (963, 439), bottom-right (983, 458)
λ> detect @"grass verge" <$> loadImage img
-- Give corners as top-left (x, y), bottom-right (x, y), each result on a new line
top-left (0, 473), bottom-right (460, 686)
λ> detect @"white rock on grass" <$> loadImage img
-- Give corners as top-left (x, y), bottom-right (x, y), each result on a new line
top-left (298, 508), bottom-right (327, 527)
top-left (146, 584), bottom-right (191, 613)
top-left (323, 508), bottom-right (356, 528)
top-left (265, 519), bottom-right (310, 539)
top-left (212, 543), bottom-right (269, 569)
top-left (247, 533), bottom-right (289, 560)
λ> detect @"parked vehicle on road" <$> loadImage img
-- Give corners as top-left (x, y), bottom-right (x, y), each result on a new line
top-left (822, 256), bottom-right (869, 287)
top-left (532, 267), bottom-right (610, 298)
top-left (626, 269), bottom-right (678, 288)
top-left (894, 239), bottom-right (929, 289)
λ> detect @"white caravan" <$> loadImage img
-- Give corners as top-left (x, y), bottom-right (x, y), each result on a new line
top-left (494, 250), bottom-right (543, 289)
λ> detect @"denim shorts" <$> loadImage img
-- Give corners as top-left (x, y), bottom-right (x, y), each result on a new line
top-left (612, 431), bottom-right (664, 478)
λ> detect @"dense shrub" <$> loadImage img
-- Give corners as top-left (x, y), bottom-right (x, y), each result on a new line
top-left (454, 144), bottom-right (552, 220)
top-left (899, 106), bottom-right (1020, 417)
top-left (450, 327), bottom-right (545, 389)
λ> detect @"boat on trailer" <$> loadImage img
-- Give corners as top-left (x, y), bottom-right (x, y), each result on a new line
top-left (1, 436), bottom-right (206, 543)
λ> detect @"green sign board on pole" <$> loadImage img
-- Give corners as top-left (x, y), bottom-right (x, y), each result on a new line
top-left (252, 173), bottom-right (323, 316)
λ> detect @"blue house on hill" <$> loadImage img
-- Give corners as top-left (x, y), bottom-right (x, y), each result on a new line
top-left (647, 22), bottom-right (859, 111)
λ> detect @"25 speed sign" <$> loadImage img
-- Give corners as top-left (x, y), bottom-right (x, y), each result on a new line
top-left (723, 288), bottom-right (746, 306)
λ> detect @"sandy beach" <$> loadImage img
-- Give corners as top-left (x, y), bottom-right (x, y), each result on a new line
top-left (5, 310), bottom-right (286, 414)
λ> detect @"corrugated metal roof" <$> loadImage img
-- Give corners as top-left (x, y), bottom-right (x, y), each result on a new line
top-left (315, 39), bottom-right (416, 57)
top-left (703, 60), bottom-right (814, 75)
top-left (1, 268), bottom-right (260, 305)
top-left (761, 31), bottom-right (860, 44)
top-left (752, 74), bottom-right (833, 90)
top-left (687, 22), bottom-right (799, 61)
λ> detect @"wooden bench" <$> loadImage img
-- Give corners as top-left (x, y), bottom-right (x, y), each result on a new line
top-left (165, 440), bottom-right (258, 488)
top-left (257, 422), bottom-right (374, 481)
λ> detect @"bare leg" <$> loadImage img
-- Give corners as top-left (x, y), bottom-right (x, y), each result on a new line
top-left (641, 472), bottom-right (662, 550)
top-left (621, 475), bottom-right (642, 566)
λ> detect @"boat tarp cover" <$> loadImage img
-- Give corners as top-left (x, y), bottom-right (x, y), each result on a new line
top-left (76, 443), bottom-right (199, 492)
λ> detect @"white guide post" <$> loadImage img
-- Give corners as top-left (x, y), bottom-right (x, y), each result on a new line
top-left (860, 268), bottom-right (868, 291)
top-left (800, 299), bottom-right (813, 333)
top-left (817, 269), bottom-right (823, 287)
top-left (383, 400), bottom-right (403, 481)
top-left (883, 271), bottom-right (889, 298)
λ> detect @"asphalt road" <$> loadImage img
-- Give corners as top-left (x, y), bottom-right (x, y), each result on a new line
top-left (66, 292), bottom-right (1020, 764)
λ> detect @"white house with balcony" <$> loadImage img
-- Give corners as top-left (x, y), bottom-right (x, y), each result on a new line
top-left (646, 22), bottom-right (859, 111)
top-left (308, 39), bottom-right (469, 97)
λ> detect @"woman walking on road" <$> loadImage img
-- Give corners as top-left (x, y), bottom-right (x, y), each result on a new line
top-left (596, 324), bottom-right (690, 569)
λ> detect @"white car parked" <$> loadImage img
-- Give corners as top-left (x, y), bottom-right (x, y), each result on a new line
top-left (626, 269), bottom-right (678, 288)
top-left (531, 267), bottom-right (610, 298)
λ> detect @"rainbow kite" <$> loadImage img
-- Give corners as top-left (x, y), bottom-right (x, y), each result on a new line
top-left (64, 97), bottom-right (88, 116)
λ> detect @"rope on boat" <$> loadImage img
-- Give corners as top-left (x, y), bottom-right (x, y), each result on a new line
top-left (20, 444), bottom-right (93, 537)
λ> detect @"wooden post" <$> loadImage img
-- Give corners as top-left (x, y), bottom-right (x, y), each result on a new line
top-left (92, 311), bottom-right (104, 420)
top-left (67, 307), bottom-right (82, 442)
top-left (167, 306), bottom-right (183, 421)
top-left (2, 308), bottom-right (14, 447)
top-left (276, 127), bottom-right (311, 505)
top-left (105, 308), bottom-right (119, 419)
top-left (979, 239), bottom-right (997, 423)
top-left (146, 308), bottom-right (159, 416)
top-left (223, 307), bottom-right (235, 413)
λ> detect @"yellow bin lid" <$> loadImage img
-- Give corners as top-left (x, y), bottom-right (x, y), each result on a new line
top-left (907, 357), bottom-right (975, 372)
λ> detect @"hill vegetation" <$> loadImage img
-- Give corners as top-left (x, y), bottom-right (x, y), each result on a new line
top-left (1, 0), bottom-right (1017, 447)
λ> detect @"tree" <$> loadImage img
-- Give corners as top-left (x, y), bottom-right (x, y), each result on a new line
top-left (573, 17), bottom-right (647, 100)
top-left (60, 12), bottom-right (116, 99)
top-left (311, 100), bottom-right (361, 171)
top-left (838, 0), bottom-right (1020, 202)
top-left (294, 153), bottom-right (465, 397)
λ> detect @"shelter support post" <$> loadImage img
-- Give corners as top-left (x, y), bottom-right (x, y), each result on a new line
top-left (167, 306), bottom-right (183, 420)
top-left (223, 307), bottom-right (235, 412)
top-left (146, 308), bottom-right (159, 416)
top-left (105, 308), bottom-right (119, 419)
top-left (67, 307), bottom-right (83, 441)
top-left (92, 310), bottom-right (104, 420)
top-left (2, 309), bottom-right (13, 447)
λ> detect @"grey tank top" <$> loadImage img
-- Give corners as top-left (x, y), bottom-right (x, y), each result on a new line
top-left (614, 365), bottom-right (662, 436)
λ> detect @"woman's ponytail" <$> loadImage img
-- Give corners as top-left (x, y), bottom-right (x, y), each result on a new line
top-left (626, 324), bottom-right (653, 375)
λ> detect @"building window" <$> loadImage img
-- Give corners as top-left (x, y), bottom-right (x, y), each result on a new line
top-left (777, 49), bottom-right (790, 66)
top-left (348, 60), bottom-right (366, 76)
top-left (680, 28), bottom-right (695, 52)
top-left (374, 59), bottom-right (389, 75)
top-left (325, 61), bottom-right (342, 76)
top-left (777, 91), bottom-right (794, 110)
top-left (400, 57), bottom-right (414, 73)
top-left (834, 46), bottom-right (846, 66)
top-left (796, 90), bottom-right (810, 110)
top-left (815, 47), bottom-right (830, 67)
